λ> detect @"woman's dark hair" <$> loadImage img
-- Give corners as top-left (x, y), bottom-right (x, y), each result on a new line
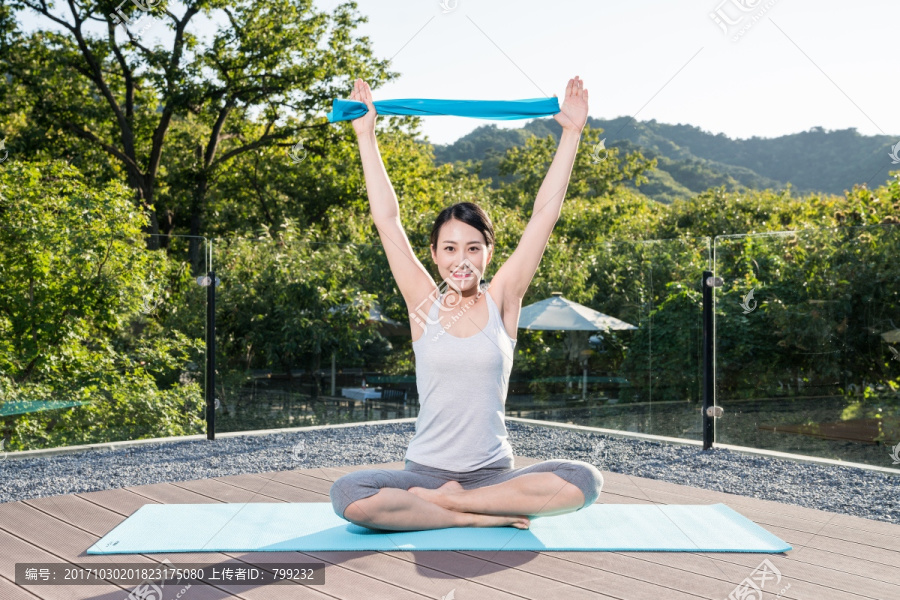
top-left (429, 202), bottom-right (496, 251)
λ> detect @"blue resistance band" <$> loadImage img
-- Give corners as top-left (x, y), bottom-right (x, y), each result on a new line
top-left (326, 97), bottom-right (560, 123)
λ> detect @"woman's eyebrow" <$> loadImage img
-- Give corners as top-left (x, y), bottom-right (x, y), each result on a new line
top-left (442, 240), bottom-right (482, 245)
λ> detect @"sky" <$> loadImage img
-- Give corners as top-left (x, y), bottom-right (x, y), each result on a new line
top-left (14, 0), bottom-right (900, 146)
top-left (312, 0), bottom-right (900, 146)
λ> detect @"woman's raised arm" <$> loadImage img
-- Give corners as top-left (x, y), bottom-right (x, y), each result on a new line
top-left (350, 79), bottom-right (400, 223)
top-left (492, 76), bottom-right (589, 301)
top-left (349, 78), bottom-right (436, 314)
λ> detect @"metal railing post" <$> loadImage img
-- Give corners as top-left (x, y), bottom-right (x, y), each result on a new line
top-left (205, 271), bottom-right (217, 440)
top-left (702, 270), bottom-right (723, 450)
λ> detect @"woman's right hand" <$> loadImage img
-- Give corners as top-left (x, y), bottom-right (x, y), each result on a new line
top-left (349, 78), bottom-right (377, 137)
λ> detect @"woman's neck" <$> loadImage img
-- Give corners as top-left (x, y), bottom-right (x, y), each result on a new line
top-left (443, 283), bottom-right (484, 306)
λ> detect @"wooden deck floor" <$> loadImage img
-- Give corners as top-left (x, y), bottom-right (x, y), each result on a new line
top-left (1, 455), bottom-right (898, 600)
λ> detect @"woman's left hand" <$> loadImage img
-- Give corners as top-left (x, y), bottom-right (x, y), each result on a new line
top-left (553, 76), bottom-right (589, 132)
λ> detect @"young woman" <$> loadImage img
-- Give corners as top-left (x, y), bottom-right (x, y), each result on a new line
top-left (330, 77), bottom-right (603, 531)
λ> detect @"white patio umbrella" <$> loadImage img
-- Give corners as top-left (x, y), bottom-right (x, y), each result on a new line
top-left (880, 319), bottom-right (900, 344)
top-left (518, 291), bottom-right (638, 399)
top-left (363, 301), bottom-right (409, 337)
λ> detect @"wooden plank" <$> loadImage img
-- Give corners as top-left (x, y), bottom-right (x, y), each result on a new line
top-left (301, 548), bottom-right (618, 600)
top-left (479, 549), bottom-right (859, 600)
top-left (262, 468), bottom-right (356, 494)
top-left (744, 545), bottom-right (900, 587)
top-left (6, 496), bottom-right (253, 600)
top-left (455, 550), bottom-right (733, 600)
top-left (209, 470), bottom-right (335, 497)
top-left (0, 574), bottom-right (43, 600)
top-left (597, 473), bottom-right (866, 531)
top-left (577, 550), bottom-right (874, 600)
top-left (622, 549), bottom-right (900, 600)
top-left (826, 511), bottom-right (899, 537)
top-left (0, 510), bottom-right (132, 599)
top-left (172, 477), bottom-right (297, 503)
top-left (757, 521), bottom-right (900, 567)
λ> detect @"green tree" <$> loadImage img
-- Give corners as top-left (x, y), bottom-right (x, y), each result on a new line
top-left (496, 125), bottom-right (655, 209)
top-left (0, 0), bottom-right (395, 271)
top-left (0, 160), bottom-right (205, 450)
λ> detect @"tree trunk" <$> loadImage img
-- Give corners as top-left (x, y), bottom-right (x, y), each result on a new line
top-left (188, 209), bottom-right (203, 276)
top-left (313, 352), bottom-right (322, 400)
top-left (131, 174), bottom-right (160, 251)
top-left (143, 205), bottom-right (161, 251)
top-left (311, 342), bottom-right (322, 400)
top-left (188, 174), bottom-right (209, 276)
top-left (159, 208), bottom-right (175, 250)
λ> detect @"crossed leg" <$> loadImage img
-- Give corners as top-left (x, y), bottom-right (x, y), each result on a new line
top-left (334, 459), bottom-right (600, 532)
top-left (334, 467), bottom-right (533, 532)
top-left (343, 488), bottom-right (532, 531)
top-left (409, 472), bottom-right (586, 517)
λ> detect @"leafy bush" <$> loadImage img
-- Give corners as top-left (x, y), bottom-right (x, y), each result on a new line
top-left (0, 160), bottom-right (205, 450)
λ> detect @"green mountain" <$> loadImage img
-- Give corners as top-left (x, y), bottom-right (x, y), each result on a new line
top-left (425, 117), bottom-right (899, 203)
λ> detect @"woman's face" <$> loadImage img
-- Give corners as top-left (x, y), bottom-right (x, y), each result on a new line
top-left (431, 219), bottom-right (493, 295)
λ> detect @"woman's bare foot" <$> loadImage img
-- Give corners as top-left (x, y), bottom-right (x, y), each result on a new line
top-left (463, 512), bottom-right (531, 529)
top-left (408, 480), bottom-right (465, 511)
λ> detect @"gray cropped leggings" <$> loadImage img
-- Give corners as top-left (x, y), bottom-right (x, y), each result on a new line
top-left (329, 456), bottom-right (604, 520)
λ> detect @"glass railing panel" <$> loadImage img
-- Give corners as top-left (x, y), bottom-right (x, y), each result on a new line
top-left (506, 237), bottom-right (709, 443)
top-left (213, 238), bottom-right (417, 432)
top-left (713, 225), bottom-right (900, 467)
top-left (0, 231), bottom-right (208, 453)
top-left (211, 234), bottom-right (713, 444)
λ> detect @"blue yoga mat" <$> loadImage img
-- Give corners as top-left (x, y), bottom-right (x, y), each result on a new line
top-left (326, 97), bottom-right (561, 123)
top-left (87, 503), bottom-right (791, 554)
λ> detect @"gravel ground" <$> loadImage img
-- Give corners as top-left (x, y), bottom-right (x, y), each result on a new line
top-left (2, 421), bottom-right (898, 525)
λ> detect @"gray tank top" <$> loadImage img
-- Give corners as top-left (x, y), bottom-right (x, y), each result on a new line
top-left (404, 285), bottom-right (517, 472)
